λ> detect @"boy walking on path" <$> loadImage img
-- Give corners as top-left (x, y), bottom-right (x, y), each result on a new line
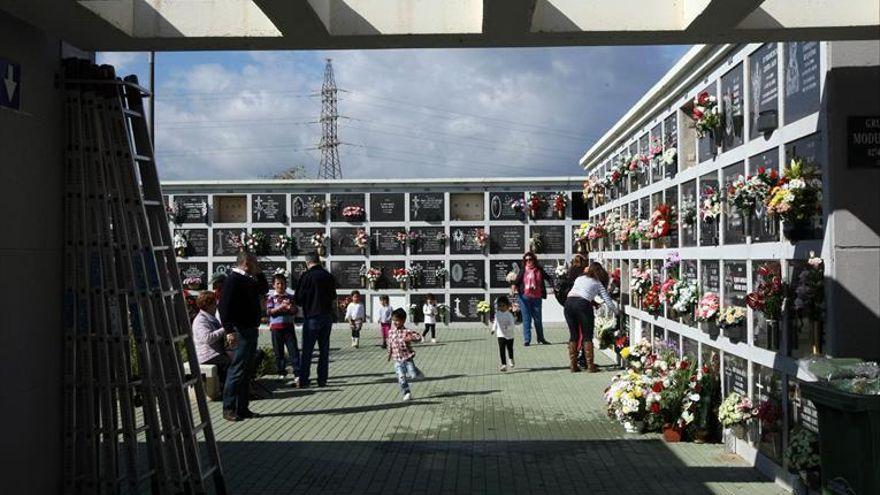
top-left (376, 294), bottom-right (393, 349)
top-left (266, 274), bottom-right (301, 385)
top-left (387, 308), bottom-right (424, 401)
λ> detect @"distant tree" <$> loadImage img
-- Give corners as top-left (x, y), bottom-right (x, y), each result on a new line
top-left (270, 164), bottom-right (308, 180)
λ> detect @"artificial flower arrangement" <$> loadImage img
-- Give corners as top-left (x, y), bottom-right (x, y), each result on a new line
top-left (182, 275), bottom-right (202, 289)
top-left (310, 198), bottom-right (327, 218)
top-left (649, 203), bottom-right (673, 239)
top-left (746, 263), bottom-right (785, 320)
top-left (754, 399), bottom-right (782, 431)
top-left (692, 90), bottom-right (721, 138)
top-left (311, 232), bottom-right (326, 255)
top-left (166, 201), bottom-right (186, 225)
top-left (642, 283), bottom-right (663, 315)
top-left (663, 251), bottom-right (681, 272)
top-left (435, 266), bottom-right (448, 284)
top-left (588, 221), bottom-right (607, 240)
top-left (784, 427), bottom-right (821, 485)
top-left (408, 230), bottom-right (421, 247)
top-left (408, 264), bottom-right (423, 288)
top-left (669, 280), bottom-right (700, 316)
top-left (630, 267), bottom-right (654, 296)
top-left (727, 167), bottom-right (778, 216)
top-left (794, 253), bottom-right (824, 322)
top-left (661, 147), bottom-right (677, 166)
top-left (573, 222), bottom-right (590, 243)
top-left (718, 392), bottom-right (756, 427)
top-left (341, 205), bottom-right (366, 221)
top-left (619, 338), bottom-right (653, 369)
top-left (395, 230), bottom-right (408, 247)
top-left (354, 229), bottom-right (369, 253)
top-left (634, 219), bottom-right (651, 243)
top-left (695, 292), bottom-right (720, 322)
top-left (680, 197), bottom-right (697, 227)
top-left (173, 231), bottom-right (188, 258)
top-left (528, 193), bottom-right (546, 218)
top-left (510, 197), bottom-right (527, 213)
top-left (392, 268), bottom-right (410, 288)
top-left (649, 136), bottom-right (664, 160)
top-left (275, 233), bottom-right (293, 253)
top-left (716, 306), bottom-right (747, 329)
top-left (243, 231), bottom-right (266, 254)
top-left (553, 263), bottom-right (568, 279)
top-left (529, 231), bottom-right (545, 253)
top-left (366, 267), bottom-right (382, 287)
top-left (437, 304), bottom-right (450, 325)
top-left (553, 191), bottom-right (568, 218)
top-left (435, 231), bottom-right (448, 244)
top-left (596, 316), bottom-right (619, 350)
top-left (476, 300), bottom-right (491, 314)
top-left (605, 368), bottom-right (652, 427)
top-left (507, 270), bottom-right (521, 284)
top-left (765, 159), bottom-right (822, 223)
top-left (627, 154), bottom-right (644, 175)
top-left (700, 186), bottom-right (723, 223)
top-left (660, 277), bottom-right (678, 304)
top-left (475, 229), bottom-right (490, 249)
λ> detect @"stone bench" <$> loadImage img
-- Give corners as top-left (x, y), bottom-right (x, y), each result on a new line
top-left (183, 362), bottom-right (221, 401)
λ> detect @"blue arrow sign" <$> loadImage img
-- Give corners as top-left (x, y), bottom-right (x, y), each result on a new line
top-left (0, 58), bottom-right (21, 111)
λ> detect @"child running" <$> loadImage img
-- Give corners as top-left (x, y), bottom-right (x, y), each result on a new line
top-left (421, 293), bottom-right (439, 343)
top-left (493, 295), bottom-right (516, 372)
top-left (345, 290), bottom-right (366, 348)
top-left (387, 308), bottom-right (424, 401)
top-left (376, 294), bottom-right (393, 349)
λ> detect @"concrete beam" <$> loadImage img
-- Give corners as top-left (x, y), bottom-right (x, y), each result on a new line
top-left (531, 0), bottom-right (682, 32)
top-left (252, 0), bottom-right (329, 37)
top-left (482, 0), bottom-right (537, 37)
top-left (306, 0), bottom-right (483, 36)
top-left (684, 0), bottom-right (765, 33)
top-left (738, 0), bottom-right (880, 29)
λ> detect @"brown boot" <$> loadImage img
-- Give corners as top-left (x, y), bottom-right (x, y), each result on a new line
top-left (568, 342), bottom-right (580, 372)
top-left (584, 341), bottom-right (598, 373)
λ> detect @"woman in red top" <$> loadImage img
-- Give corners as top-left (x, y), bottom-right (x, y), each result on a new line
top-left (510, 252), bottom-right (551, 346)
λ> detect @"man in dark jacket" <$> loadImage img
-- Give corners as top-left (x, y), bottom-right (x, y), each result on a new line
top-left (218, 251), bottom-right (269, 421)
top-left (294, 253), bottom-right (338, 387)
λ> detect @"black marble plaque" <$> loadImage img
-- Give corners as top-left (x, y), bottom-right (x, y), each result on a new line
top-left (251, 194), bottom-right (287, 223)
top-left (724, 353), bottom-right (749, 396)
top-left (784, 41), bottom-right (820, 124)
top-left (699, 173), bottom-right (719, 246)
top-left (490, 259), bottom-right (522, 289)
top-left (449, 226), bottom-right (485, 254)
top-left (172, 195), bottom-right (209, 223)
top-left (723, 162), bottom-right (747, 245)
top-left (530, 225), bottom-right (565, 254)
top-left (211, 262), bottom-right (236, 281)
top-left (701, 260), bottom-right (721, 293)
top-left (638, 134), bottom-right (650, 186)
top-left (253, 228), bottom-right (286, 256)
top-left (370, 193), bottom-right (405, 222)
top-left (663, 113), bottom-right (678, 178)
top-left (290, 261), bottom-right (309, 288)
top-left (212, 228), bottom-right (244, 257)
top-left (289, 228), bottom-right (324, 256)
top-left (331, 193), bottom-right (367, 222)
top-left (697, 86), bottom-right (717, 163)
top-left (178, 262), bottom-right (208, 290)
top-left (449, 259), bottom-right (485, 289)
top-left (721, 63), bottom-right (744, 151)
top-left (724, 261), bottom-right (748, 306)
top-left (174, 228), bottom-right (208, 257)
top-left (331, 261), bottom-right (367, 289)
top-left (751, 259), bottom-right (780, 350)
top-left (372, 228), bottom-right (406, 256)
top-left (290, 194), bottom-right (326, 223)
top-left (490, 225), bottom-right (524, 254)
top-left (749, 43), bottom-right (779, 139)
top-left (330, 227), bottom-right (363, 256)
top-left (410, 193), bottom-right (444, 222)
top-left (749, 149), bottom-right (780, 243)
top-left (681, 180), bottom-right (698, 247)
top-left (848, 116), bottom-right (880, 168)
top-left (410, 260), bottom-right (446, 289)
top-left (373, 261), bottom-right (405, 290)
top-left (450, 293), bottom-right (486, 322)
top-left (409, 227), bottom-right (446, 255)
top-left (665, 186), bottom-right (679, 248)
top-left (650, 125), bottom-right (663, 183)
top-left (682, 260), bottom-right (698, 284)
top-left (571, 192), bottom-right (589, 220)
top-left (257, 261), bottom-right (287, 286)
top-left (488, 192), bottom-right (525, 220)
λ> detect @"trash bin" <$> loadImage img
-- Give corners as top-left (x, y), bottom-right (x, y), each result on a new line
top-left (801, 381), bottom-right (880, 495)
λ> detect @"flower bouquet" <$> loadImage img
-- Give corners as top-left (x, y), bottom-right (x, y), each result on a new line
top-left (794, 253), bottom-right (824, 354)
top-left (695, 292), bottom-right (720, 323)
top-left (475, 229), bottom-right (489, 251)
top-left (408, 264), bottom-right (423, 289)
top-left (173, 231), bottom-right (188, 258)
top-left (649, 136), bottom-right (664, 160)
top-left (718, 392), bottom-right (755, 436)
top-left (661, 147), bottom-right (677, 167)
top-left (167, 201), bottom-right (186, 225)
top-left (477, 300), bottom-right (491, 325)
top-left (596, 316), bottom-right (618, 350)
top-left (650, 203), bottom-right (673, 239)
top-left (553, 191), bottom-right (568, 218)
top-left (392, 268), bottom-right (409, 289)
top-left (630, 267), bottom-right (653, 297)
top-left (354, 228), bottom-right (369, 255)
top-left (669, 280), bottom-right (699, 317)
top-left (273, 267), bottom-right (288, 278)
top-left (182, 275), bottom-right (202, 290)
top-left (311, 231), bottom-right (326, 256)
top-left (766, 159), bottom-right (822, 241)
top-left (605, 369), bottom-right (651, 431)
top-left (408, 230), bottom-right (421, 249)
top-left (310, 198), bottom-right (327, 219)
top-left (663, 251), bottom-right (681, 273)
top-left (573, 222), bottom-right (590, 252)
top-left (700, 186), bottom-right (722, 223)
top-left (727, 169), bottom-right (776, 217)
top-left (395, 230), bottom-right (408, 249)
top-left (342, 205), bottom-right (365, 221)
top-left (243, 231), bottom-right (267, 254)
top-left (507, 270), bottom-right (521, 284)
top-left (784, 427), bottom-right (821, 488)
top-left (510, 197), bottom-right (527, 214)
top-left (435, 231), bottom-right (448, 246)
top-left (275, 233), bottom-right (293, 255)
top-left (716, 306), bottom-right (746, 330)
top-left (437, 304), bottom-right (450, 325)
top-left (619, 338), bottom-right (653, 370)
top-left (528, 193), bottom-right (546, 219)
top-left (435, 266), bottom-right (448, 286)
top-left (529, 232), bottom-right (545, 253)
top-left (746, 263), bottom-right (785, 328)
top-left (660, 277), bottom-right (677, 304)
top-left (680, 198), bottom-right (697, 227)
top-left (692, 90), bottom-right (721, 138)
top-left (642, 283), bottom-right (663, 315)
top-left (366, 267), bottom-right (382, 290)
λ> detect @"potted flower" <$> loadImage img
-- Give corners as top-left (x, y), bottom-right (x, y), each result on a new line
top-left (527, 193), bottom-right (546, 219)
top-left (700, 186), bottom-right (722, 224)
top-left (718, 392), bottom-right (755, 439)
top-left (310, 198), bottom-right (327, 220)
top-left (182, 275), bottom-right (202, 291)
top-left (553, 191), bottom-right (568, 219)
top-left (435, 266), bottom-right (448, 286)
top-left (692, 90), bottom-right (721, 141)
top-left (604, 368), bottom-right (651, 433)
top-left (366, 267), bottom-right (382, 290)
top-left (746, 263), bottom-right (785, 351)
top-left (275, 233), bottom-right (293, 256)
top-left (477, 300), bottom-right (491, 325)
top-left (392, 268), bottom-right (409, 290)
top-left (695, 292), bottom-right (720, 323)
top-left (529, 231), bottom-right (545, 254)
top-left (311, 231), bottom-right (326, 257)
top-left (765, 159), bottom-right (822, 242)
top-left (475, 229), bottom-right (489, 252)
top-left (793, 253), bottom-right (824, 354)
top-left (243, 231), bottom-right (267, 255)
top-left (716, 306), bottom-right (747, 341)
top-left (173, 231), bottom-right (188, 258)
top-left (353, 228), bottom-right (369, 255)
top-left (784, 427), bottom-right (821, 491)
top-left (341, 205), bottom-right (366, 222)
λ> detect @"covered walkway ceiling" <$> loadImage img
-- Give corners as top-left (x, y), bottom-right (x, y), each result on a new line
top-left (1, 0), bottom-right (878, 51)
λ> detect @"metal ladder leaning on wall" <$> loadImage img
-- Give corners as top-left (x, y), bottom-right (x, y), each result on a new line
top-left (62, 59), bottom-right (226, 494)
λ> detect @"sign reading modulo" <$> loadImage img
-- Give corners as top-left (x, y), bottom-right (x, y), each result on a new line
top-left (0, 58), bottom-right (21, 111)
top-left (848, 116), bottom-right (880, 168)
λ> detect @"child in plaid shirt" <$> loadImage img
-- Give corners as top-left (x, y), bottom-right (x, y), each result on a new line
top-left (387, 308), bottom-right (424, 401)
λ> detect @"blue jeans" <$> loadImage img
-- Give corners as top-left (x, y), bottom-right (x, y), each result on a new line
top-left (299, 314), bottom-right (332, 386)
top-left (519, 295), bottom-right (546, 343)
top-left (271, 326), bottom-right (301, 376)
top-left (223, 326), bottom-right (258, 415)
top-left (394, 358), bottom-right (423, 396)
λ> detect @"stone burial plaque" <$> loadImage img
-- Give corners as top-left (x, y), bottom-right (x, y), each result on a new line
top-left (748, 149), bottom-right (779, 240)
top-left (174, 228), bottom-right (208, 257)
top-left (749, 43), bottom-right (779, 139)
top-left (410, 192), bottom-right (444, 222)
top-left (530, 225), bottom-right (565, 254)
top-left (450, 293), bottom-right (486, 322)
top-left (252, 228), bottom-right (287, 256)
top-left (330, 227), bottom-right (363, 256)
top-left (372, 260), bottom-right (405, 290)
top-left (663, 113), bottom-right (678, 177)
top-left (784, 41), bottom-right (820, 125)
top-left (172, 195), bottom-right (209, 223)
top-left (490, 259), bottom-right (522, 289)
top-left (289, 261), bottom-right (309, 287)
top-left (330, 261), bottom-right (367, 289)
top-left (371, 228), bottom-right (406, 256)
top-left (449, 226), bottom-right (484, 254)
top-left (210, 261), bottom-right (236, 281)
top-left (722, 162), bottom-right (747, 245)
top-left (697, 86), bottom-right (717, 163)
top-left (290, 194), bottom-right (326, 223)
top-left (488, 191), bottom-right (525, 220)
top-left (723, 354), bottom-right (749, 397)
top-left (650, 125), bottom-right (663, 183)
top-left (212, 228), bottom-right (244, 257)
top-left (723, 261), bottom-right (748, 306)
top-left (530, 192), bottom-right (559, 220)
top-left (449, 259), bottom-right (485, 289)
top-left (409, 293), bottom-right (446, 324)
top-left (409, 227), bottom-right (445, 255)
top-left (699, 173), bottom-right (719, 246)
top-left (331, 193), bottom-right (366, 222)
top-left (409, 259), bottom-right (446, 289)
top-left (720, 63), bottom-right (744, 151)
top-left (490, 225), bottom-right (524, 254)
top-left (369, 193), bottom-right (405, 222)
top-left (701, 260), bottom-right (721, 294)
top-left (251, 194), bottom-right (287, 223)
top-left (178, 262), bottom-right (208, 290)
top-left (257, 261), bottom-right (288, 286)
top-left (289, 228), bottom-right (322, 255)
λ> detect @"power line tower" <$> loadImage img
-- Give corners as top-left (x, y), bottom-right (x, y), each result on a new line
top-left (317, 58), bottom-right (343, 180)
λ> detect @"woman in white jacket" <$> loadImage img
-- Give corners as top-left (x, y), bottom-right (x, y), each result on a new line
top-left (564, 262), bottom-right (619, 373)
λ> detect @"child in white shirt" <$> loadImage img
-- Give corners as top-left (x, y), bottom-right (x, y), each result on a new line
top-left (376, 294), bottom-right (393, 349)
top-left (421, 293), bottom-right (439, 343)
top-left (492, 295), bottom-right (517, 372)
top-left (345, 290), bottom-right (366, 348)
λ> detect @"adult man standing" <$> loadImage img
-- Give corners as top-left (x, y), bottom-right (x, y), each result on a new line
top-left (218, 251), bottom-right (269, 422)
top-left (294, 253), bottom-right (338, 388)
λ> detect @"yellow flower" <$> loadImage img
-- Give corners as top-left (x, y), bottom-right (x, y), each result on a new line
top-left (621, 348), bottom-right (631, 358)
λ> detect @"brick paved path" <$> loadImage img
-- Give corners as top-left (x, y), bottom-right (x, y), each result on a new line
top-left (209, 324), bottom-right (785, 495)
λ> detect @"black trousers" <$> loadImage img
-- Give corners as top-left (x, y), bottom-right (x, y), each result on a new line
top-left (422, 323), bottom-right (436, 338)
top-left (497, 337), bottom-right (514, 365)
top-left (563, 297), bottom-right (595, 344)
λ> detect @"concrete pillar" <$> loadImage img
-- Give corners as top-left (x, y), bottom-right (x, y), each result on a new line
top-left (0, 11), bottom-right (65, 493)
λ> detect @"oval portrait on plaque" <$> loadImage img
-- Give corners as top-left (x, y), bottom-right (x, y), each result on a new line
top-left (490, 195), bottom-right (502, 219)
top-left (451, 263), bottom-right (464, 283)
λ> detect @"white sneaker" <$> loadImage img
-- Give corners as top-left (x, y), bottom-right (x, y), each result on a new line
top-left (431, 338), bottom-right (436, 343)
top-left (402, 392), bottom-right (412, 401)
top-left (354, 338), bottom-right (359, 348)
top-left (499, 365), bottom-right (507, 372)
top-left (509, 360), bottom-right (515, 369)
top-left (351, 340), bottom-right (356, 347)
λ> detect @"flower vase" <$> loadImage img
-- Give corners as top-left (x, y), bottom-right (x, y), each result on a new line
top-left (359, 246), bottom-right (367, 256)
top-left (662, 424), bottom-right (681, 443)
top-left (399, 281), bottom-right (407, 290)
top-left (480, 313), bottom-right (489, 326)
top-left (622, 420), bottom-right (643, 434)
top-left (556, 209), bottom-right (564, 219)
top-left (529, 209), bottom-right (538, 220)
top-left (810, 321), bottom-right (822, 355)
top-left (782, 219), bottom-right (812, 243)
top-left (731, 423), bottom-right (747, 440)
top-left (576, 240), bottom-right (586, 254)
top-left (316, 246), bottom-right (326, 257)
top-left (438, 275), bottom-right (445, 287)
top-left (369, 281), bottom-right (377, 291)
top-left (766, 319), bottom-right (780, 351)
top-left (361, 276), bottom-right (367, 289)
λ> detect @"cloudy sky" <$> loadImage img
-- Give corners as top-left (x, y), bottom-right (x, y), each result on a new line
top-left (98, 46), bottom-right (690, 181)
